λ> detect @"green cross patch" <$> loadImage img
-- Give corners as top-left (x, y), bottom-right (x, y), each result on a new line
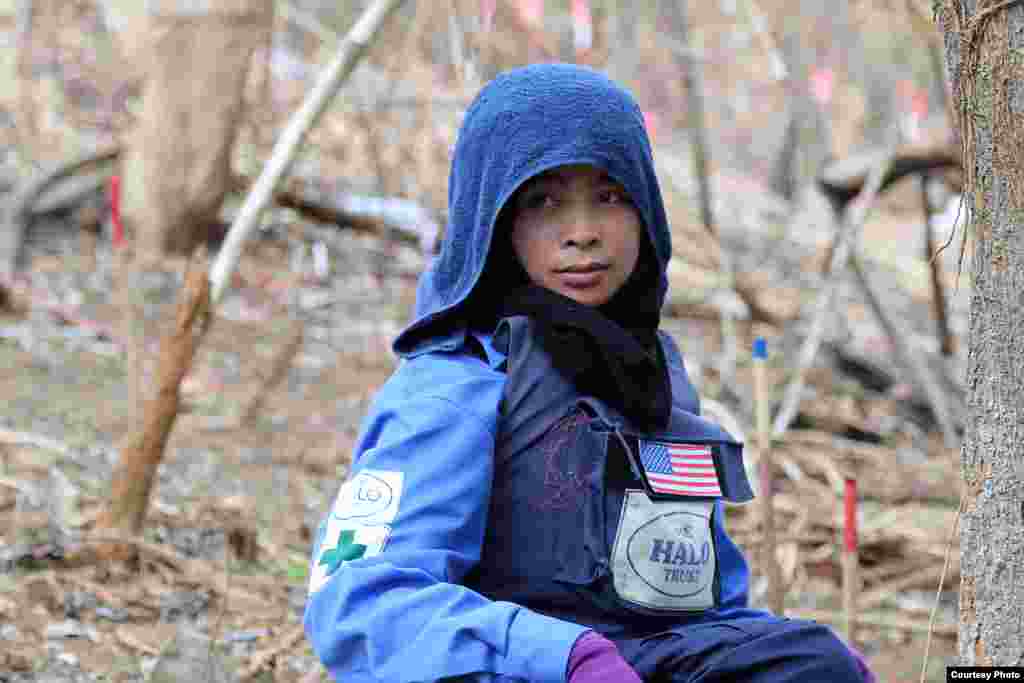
top-left (319, 529), bottom-right (367, 574)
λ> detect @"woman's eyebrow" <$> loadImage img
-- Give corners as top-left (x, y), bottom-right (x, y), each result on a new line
top-left (529, 171), bottom-right (567, 185)
top-left (531, 169), bottom-right (617, 185)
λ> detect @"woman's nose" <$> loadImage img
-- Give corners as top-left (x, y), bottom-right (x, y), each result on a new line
top-left (561, 204), bottom-right (600, 249)
top-left (564, 233), bottom-right (599, 249)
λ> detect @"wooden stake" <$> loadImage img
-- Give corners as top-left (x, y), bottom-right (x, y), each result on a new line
top-left (843, 476), bottom-right (859, 644)
top-left (754, 337), bottom-right (785, 615)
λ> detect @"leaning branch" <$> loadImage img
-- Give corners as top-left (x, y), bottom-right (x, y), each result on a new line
top-left (209, 0), bottom-right (410, 306)
top-left (849, 253), bottom-right (959, 447)
top-left (773, 148), bottom-right (897, 438)
top-left (817, 142), bottom-right (962, 210)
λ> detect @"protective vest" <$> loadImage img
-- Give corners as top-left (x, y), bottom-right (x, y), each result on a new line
top-left (463, 317), bottom-right (755, 638)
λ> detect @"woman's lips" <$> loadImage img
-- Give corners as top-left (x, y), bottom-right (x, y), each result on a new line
top-left (556, 265), bottom-right (608, 288)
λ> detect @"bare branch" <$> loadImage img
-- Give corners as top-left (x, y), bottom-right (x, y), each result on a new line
top-left (209, 0), bottom-right (410, 306)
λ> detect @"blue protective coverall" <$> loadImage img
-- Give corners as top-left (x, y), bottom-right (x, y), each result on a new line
top-left (304, 63), bottom-right (865, 682)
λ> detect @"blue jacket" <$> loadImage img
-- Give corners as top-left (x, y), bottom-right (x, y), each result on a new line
top-left (304, 326), bottom-right (761, 682)
top-left (305, 329), bottom-right (590, 682)
top-left (305, 64), bottom-right (757, 682)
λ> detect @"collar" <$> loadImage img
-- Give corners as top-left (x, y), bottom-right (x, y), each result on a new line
top-left (398, 326), bottom-right (507, 371)
top-left (471, 330), bottom-right (507, 370)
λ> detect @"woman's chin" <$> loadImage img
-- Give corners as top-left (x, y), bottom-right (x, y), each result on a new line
top-left (553, 287), bottom-right (613, 307)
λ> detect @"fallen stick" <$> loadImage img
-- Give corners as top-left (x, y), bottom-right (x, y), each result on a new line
top-left (0, 275), bottom-right (125, 351)
top-left (65, 528), bottom-right (275, 613)
top-left (732, 531), bottom-right (835, 545)
top-left (240, 624), bottom-right (306, 680)
top-left (64, 530), bottom-right (192, 572)
top-left (0, 144), bottom-right (119, 278)
top-left (858, 562), bottom-right (958, 611)
top-left (0, 427), bottom-right (72, 456)
top-left (772, 146), bottom-right (897, 438)
top-left (266, 180), bottom-right (422, 247)
top-left (63, 573), bottom-right (143, 612)
top-left (0, 477), bottom-right (26, 492)
top-left (818, 143), bottom-right (962, 208)
top-left (3, 142), bottom-right (425, 252)
top-left (116, 626), bottom-right (163, 657)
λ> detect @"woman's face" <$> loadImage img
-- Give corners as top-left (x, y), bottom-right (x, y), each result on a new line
top-left (509, 164), bottom-right (642, 307)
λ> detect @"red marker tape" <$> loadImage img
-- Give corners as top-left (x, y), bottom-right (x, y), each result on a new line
top-left (810, 66), bottom-right (835, 107)
top-left (109, 174), bottom-right (124, 248)
top-left (844, 477), bottom-right (858, 553)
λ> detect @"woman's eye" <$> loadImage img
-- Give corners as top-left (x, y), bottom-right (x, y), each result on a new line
top-left (522, 192), bottom-right (556, 210)
top-left (599, 189), bottom-right (629, 205)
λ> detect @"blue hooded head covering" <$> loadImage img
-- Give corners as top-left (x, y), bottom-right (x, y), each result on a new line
top-left (393, 63), bottom-right (672, 356)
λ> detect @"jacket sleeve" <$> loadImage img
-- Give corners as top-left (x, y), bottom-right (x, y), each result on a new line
top-left (304, 388), bottom-right (588, 683)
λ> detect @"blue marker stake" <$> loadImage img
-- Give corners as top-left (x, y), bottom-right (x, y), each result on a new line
top-left (753, 336), bottom-right (768, 361)
top-left (753, 336), bottom-right (783, 615)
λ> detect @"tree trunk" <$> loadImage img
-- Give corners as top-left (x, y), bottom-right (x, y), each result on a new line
top-left (120, 0), bottom-right (273, 262)
top-left (939, 0), bottom-right (1024, 667)
top-left (98, 0), bottom-right (409, 540)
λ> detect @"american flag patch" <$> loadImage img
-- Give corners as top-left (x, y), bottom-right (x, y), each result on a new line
top-left (637, 440), bottom-right (722, 497)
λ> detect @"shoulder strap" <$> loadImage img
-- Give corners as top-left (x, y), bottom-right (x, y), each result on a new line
top-left (656, 330), bottom-right (701, 416)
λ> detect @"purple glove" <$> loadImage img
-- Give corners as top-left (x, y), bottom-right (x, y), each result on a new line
top-left (567, 631), bottom-right (642, 683)
top-left (848, 644), bottom-right (877, 683)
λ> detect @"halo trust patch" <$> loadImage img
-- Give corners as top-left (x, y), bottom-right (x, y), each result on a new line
top-left (610, 490), bottom-right (718, 611)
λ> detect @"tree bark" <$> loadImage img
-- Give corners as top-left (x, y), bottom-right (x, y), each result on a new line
top-left (939, 0), bottom-right (1024, 667)
top-left (120, 0), bottom-right (273, 262)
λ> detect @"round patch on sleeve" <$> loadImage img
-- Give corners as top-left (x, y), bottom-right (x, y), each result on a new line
top-left (331, 469), bottom-right (404, 525)
top-left (307, 469), bottom-right (403, 594)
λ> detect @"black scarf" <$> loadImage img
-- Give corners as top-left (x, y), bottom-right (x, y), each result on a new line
top-left (496, 283), bottom-right (672, 431)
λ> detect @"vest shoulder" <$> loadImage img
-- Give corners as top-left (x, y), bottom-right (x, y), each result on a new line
top-left (657, 331), bottom-right (701, 415)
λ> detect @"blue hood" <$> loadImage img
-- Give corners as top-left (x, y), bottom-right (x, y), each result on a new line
top-left (394, 63), bottom-right (672, 356)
